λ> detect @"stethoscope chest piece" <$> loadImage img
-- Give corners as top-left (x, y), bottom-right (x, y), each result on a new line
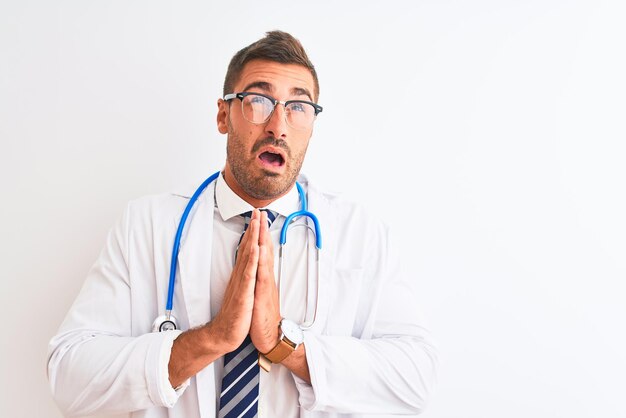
top-left (152, 314), bottom-right (178, 332)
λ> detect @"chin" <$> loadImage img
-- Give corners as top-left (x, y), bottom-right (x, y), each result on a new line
top-left (247, 174), bottom-right (291, 200)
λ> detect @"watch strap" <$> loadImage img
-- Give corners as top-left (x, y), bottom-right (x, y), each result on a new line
top-left (258, 352), bottom-right (272, 373)
top-left (263, 338), bottom-right (296, 364)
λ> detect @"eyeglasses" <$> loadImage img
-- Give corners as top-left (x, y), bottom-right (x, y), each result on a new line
top-left (224, 92), bottom-right (323, 130)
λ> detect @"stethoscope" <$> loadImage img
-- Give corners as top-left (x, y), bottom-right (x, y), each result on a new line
top-left (152, 171), bottom-right (322, 332)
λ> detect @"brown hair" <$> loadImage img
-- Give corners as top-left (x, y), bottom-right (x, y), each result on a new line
top-left (223, 30), bottom-right (320, 101)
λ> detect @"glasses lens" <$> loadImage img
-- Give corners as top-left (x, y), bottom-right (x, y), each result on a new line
top-left (240, 93), bottom-right (317, 129)
top-left (285, 101), bottom-right (316, 130)
top-left (241, 94), bottom-right (273, 124)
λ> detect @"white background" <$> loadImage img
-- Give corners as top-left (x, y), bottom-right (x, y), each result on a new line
top-left (1, 1), bottom-right (625, 417)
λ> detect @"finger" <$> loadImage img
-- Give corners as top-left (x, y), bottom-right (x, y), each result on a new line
top-left (259, 210), bottom-right (269, 245)
top-left (236, 209), bottom-right (259, 260)
top-left (239, 209), bottom-right (256, 244)
top-left (253, 244), bottom-right (281, 339)
top-left (258, 213), bottom-right (274, 273)
top-left (257, 241), bottom-right (270, 277)
top-left (249, 210), bottom-right (260, 244)
top-left (244, 213), bottom-right (261, 268)
top-left (234, 213), bottom-right (260, 277)
top-left (260, 211), bottom-right (268, 232)
top-left (257, 249), bottom-right (275, 291)
top-left (255, 246), bottom-right (278, 311)
top-left (260, 211), bottom-right (277, 262)
top-left (243, 240), bottom-right (259, 282)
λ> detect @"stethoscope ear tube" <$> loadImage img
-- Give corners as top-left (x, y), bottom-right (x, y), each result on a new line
top-left (278, 213), bottom-right (322, 329)
top-left (280, 210), bottom-right (322, 249)
top-left (295, 182), bottom-right (307, 212)
top-left (278, 209), bottom-right (322, 330)
top-left (166, 171), bottom-right (220, 312)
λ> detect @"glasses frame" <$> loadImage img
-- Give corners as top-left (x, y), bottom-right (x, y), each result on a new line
top-left (223, 92), bottom-right (323, 129)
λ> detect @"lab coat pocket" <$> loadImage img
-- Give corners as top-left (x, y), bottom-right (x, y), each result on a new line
top-left (324, 268), bottom-right (364, 336)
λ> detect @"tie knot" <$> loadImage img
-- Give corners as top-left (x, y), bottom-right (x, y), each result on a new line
top-left (240, 209), bottom-right (278, 232)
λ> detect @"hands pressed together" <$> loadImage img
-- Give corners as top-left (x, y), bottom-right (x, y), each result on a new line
top-left (213, 209), bottom-right (282, 354)
top-left (168, 210), bottom-right (310, 388)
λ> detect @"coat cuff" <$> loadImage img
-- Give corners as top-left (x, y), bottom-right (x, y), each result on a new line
top-left (293, 331), bottom-right (326, 410)
top-left (148, 330), bottom-right (190, 407)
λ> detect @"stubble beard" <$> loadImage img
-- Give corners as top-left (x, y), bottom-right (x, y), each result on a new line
top-left (226, 128), bottom-right (307, 201)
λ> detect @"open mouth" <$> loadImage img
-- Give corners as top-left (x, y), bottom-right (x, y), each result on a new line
top-left (259, 150), bottom-right (285, 167)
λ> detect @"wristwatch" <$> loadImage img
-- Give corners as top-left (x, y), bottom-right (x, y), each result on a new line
top-left (260, 319), bottom-right (304, 371)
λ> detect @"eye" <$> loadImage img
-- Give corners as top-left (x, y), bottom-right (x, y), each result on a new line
top-left (249, 95), bottom-right (267, 105)
top-left (289, 102), bottom-right (307, 113)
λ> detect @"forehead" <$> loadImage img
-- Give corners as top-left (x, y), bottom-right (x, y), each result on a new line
top-left (234, 60), bottom-right (316, 100)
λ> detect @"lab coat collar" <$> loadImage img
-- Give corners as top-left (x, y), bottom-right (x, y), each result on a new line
top-left (174, 178), bottom-right (217, 417)
top-left (175, 180), bottom-right (215, 330)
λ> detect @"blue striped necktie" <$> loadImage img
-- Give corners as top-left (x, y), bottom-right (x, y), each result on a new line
top-left (218, 209), bottom-right (277, 418)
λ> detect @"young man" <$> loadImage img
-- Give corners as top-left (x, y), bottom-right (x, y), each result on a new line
top-left (48, 31), bottom-right (438, 417)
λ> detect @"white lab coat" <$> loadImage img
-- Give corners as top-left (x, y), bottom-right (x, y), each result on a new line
top-left (48, 175), bottom-right (438, 418)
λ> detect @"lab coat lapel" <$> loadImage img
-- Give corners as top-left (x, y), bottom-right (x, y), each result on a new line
top-left (174, 180), bottom-right (217, 418)
top-left (175, 182), bottom-right (215, 329)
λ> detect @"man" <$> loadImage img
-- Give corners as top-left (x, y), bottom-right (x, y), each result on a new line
top-left (48, 31), bottom-right (438, 417)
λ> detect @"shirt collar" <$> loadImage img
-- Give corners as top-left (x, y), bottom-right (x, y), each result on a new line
top-left (215, 172), bottom-right (300, 221)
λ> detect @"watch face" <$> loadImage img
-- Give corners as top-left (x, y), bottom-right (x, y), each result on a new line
top-left (281, 319), bottom-right (304, 345)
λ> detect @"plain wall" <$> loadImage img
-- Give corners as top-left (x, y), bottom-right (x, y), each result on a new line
top-left (1, 1), bottom-right (625, 417)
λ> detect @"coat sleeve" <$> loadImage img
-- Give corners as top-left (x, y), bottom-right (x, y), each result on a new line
top-left (293, 218), bottom-right (439, 415)
top-left (47, 201), bottom-right (189, 417)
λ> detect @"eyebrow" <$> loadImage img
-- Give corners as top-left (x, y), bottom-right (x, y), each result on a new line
top-left (242, 81), bottom-right (273, 93)
top-left (291, 87), bottom-right (313, 101)
top-left (242, 81), bottom-right (314, 102)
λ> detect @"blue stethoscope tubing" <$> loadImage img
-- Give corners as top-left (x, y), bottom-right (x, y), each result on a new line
top-left (155, 170), bottom-right (322, 332)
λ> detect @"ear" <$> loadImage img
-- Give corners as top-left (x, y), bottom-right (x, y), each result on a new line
top-left (216, 98), bottom-right (229, 134)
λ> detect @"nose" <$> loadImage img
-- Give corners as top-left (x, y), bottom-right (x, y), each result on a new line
top-left (264, 103), bottom-right (289, 139)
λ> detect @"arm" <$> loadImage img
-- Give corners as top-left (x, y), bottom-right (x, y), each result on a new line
top-left (292, 221), bottom-right (438, 414)
top-left (248, 210), bottom-right (437, 414)
top-left (47, 201), bottom-right (181, 416)
top-left (47, 203), bottom-right (264, 416)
